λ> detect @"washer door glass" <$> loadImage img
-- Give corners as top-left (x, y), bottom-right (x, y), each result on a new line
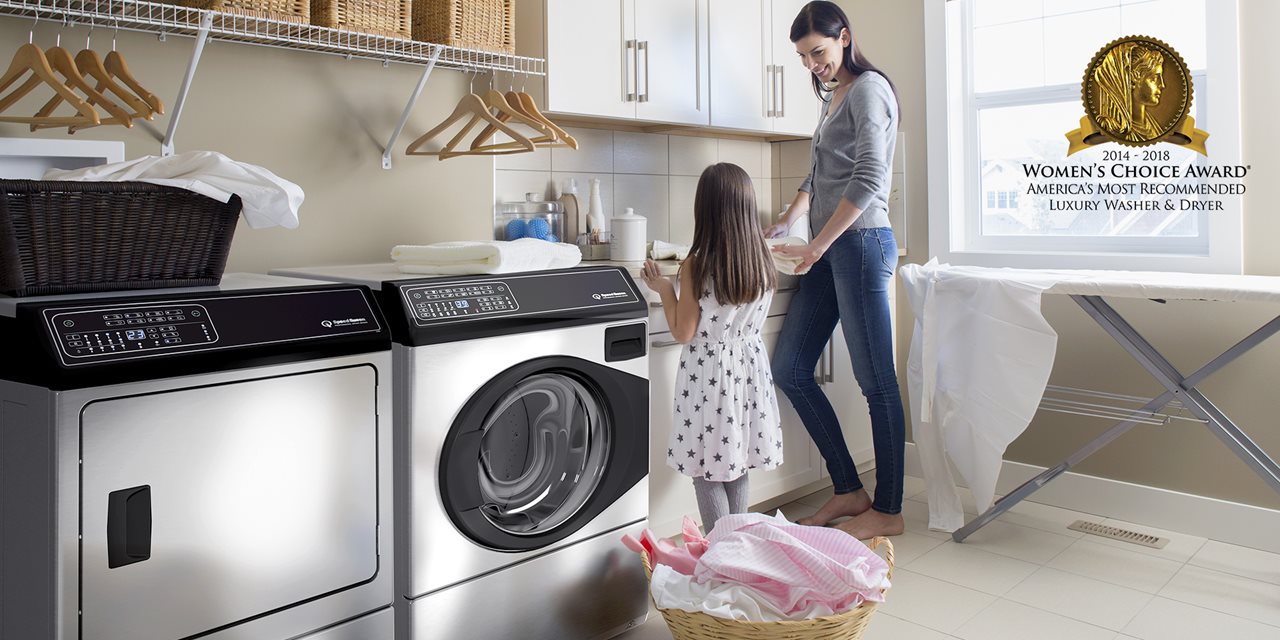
top-left (477, 372), bottom-right (609, 535)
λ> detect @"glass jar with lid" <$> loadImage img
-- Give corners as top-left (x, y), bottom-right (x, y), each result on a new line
top-left (496, 192), bottom-right (565, 242)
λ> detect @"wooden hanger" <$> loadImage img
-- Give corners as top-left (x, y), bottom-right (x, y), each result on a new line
top-left (466, 89), bottom-right (559, 152)
top-left (15, 45), bottom-right (133, 132)
top-left (405, 92), bottom-right (536, 160)
top-left (0, 42), bottom-right (99, 127)
top-left (515, 91), bottom-right (577, 149)
top-left (105, 49), bottom-right (163, 115)
top-left (31, 48), bottom-right (154, 132)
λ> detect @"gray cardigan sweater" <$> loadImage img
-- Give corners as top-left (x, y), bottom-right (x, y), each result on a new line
top-left (799, 71), bottom-right (898, 234)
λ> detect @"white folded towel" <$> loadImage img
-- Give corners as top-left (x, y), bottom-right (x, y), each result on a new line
top-left (650, 240), bottom-right (691, 260)
top-left (392, 238), bottom-right (582, 275)
top-left (768, 237), bottom-right (811, 276)
top-left (44, 150), bottom-right (303, 229)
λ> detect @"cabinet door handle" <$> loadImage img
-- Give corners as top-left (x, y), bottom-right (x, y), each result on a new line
top-left (814, 344), bottom-right (824, 385)
top-left (625, 39), bottom-right (637, 102)
top-left (765, 65), bottom-right (776, 117)
top-left (773, 65), bottom-right (783, 119)
top-left (652, 339), bottom-right (683, 348)
top-left (639, 41), bottom-right (650, 103)
top-left (826, 339), bottom-right (836, 383)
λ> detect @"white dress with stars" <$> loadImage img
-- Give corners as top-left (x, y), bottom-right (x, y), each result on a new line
top-left (667, 284), bottom-right (783, 482)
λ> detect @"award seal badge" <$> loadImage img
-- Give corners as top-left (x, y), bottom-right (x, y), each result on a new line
top-left (1066, 35), bottom-right (1209, 156)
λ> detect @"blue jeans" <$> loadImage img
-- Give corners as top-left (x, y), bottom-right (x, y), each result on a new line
top-left (771, 228), bottom-right (905, 515)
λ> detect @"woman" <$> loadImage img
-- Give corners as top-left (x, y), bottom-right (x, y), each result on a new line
top-left (767, 1), bottom-right (905, 539)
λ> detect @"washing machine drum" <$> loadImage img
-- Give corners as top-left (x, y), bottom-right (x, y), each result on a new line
top-left (439, 356), bottom-right (647, 551)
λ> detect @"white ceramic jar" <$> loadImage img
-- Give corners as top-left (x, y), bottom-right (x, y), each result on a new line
top-left (610, 207), bottom-right (647, 262)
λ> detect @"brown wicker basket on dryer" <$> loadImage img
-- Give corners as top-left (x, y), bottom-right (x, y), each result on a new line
top-left (413, 0), bottom-right (514, 54)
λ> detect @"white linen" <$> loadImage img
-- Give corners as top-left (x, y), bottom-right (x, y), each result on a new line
top-left (392, 238), bottom-right (581, 275)
top-left (649, 563), bottom-right (839, 622)
top-left (650, 240), bottom-right (691, 260)
top-left (767, 236), bottom-right (811, 275)
top-left (43, 150), bottom-right (303, 229)
top-left (898, 260), bottom-right (1280, 531)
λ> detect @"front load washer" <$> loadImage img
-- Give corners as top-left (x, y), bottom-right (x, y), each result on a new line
top-left (271, 264), bottom-right (650, 640)
top-left (0, 274), bottom-right (395, 640)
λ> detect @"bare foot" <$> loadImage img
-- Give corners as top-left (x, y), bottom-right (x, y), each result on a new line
top-left (795, 489), bottom-right (873, 526)
top-left (834, 509), bottom-right (905, 540)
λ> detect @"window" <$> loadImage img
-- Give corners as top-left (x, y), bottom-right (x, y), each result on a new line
top-left (925, 0), bottom-right (1242, 272)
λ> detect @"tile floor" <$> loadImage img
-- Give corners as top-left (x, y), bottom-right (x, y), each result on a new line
top-left (617, 472), bottom-right (1280, 640)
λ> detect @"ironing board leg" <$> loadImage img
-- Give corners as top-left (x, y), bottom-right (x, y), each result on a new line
top-left (954, 296), bottom-right (1280, 542)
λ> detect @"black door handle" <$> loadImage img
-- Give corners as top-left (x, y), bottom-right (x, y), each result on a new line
top-left (604, 323), bottom-right (647, 362)
top-left (107, 485), bottom-right (151, 568)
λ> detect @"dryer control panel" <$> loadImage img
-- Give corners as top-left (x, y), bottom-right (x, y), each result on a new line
top-left (395, 268), bottom-right (641, 327)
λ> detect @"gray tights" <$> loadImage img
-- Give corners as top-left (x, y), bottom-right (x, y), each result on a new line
top-left (692, 474), bottom-right (750, 533)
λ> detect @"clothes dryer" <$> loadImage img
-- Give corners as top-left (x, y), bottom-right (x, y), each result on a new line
top-left (0, 274), bottom-right (395, 640)
top-left (271, 264), bottom-right (650, 640)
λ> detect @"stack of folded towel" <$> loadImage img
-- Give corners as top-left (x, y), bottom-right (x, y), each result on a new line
top-left (391, 238), bottom-right (582, 275)
top-left (622, 512), bottom-right (890, 622)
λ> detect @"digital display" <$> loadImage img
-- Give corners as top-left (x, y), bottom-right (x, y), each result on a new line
top-left (453, 300), bottom-right (470, 309)
top-left (126, 329), bottom-right (147, 341)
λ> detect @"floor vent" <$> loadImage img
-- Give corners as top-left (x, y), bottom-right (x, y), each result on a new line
top-left (1068, 520), bottom-right (1169, 549)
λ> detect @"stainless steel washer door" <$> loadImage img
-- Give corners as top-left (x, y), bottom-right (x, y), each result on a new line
top-left (79, 366), bottom-right (380, 640)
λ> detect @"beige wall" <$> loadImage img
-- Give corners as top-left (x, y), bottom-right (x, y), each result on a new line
top-left (0, 19), bottom-right (497, 274)
top-left (843, 0), bottom-right (1280, 510)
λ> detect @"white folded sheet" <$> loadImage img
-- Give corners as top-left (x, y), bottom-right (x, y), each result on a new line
top-left (392, 238), bottom-right (582, 275)
top-left (43, 150), bottom-right (303, 229)
top-left (767, 236), bottom-right (811, 275)
top-left (650, 240), bottom-right (691, 260)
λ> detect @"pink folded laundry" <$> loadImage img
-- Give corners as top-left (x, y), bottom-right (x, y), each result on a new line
top-left (620, 516), bottom-right (708, 576)
top-left (694, 512), bottom-right (890, 616)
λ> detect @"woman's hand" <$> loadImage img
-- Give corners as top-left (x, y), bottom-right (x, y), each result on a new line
top-left (763, 221), bottom-right (789, 239)
top-left (772, 242), bottom-right (826, 274)
top-left (640, 259), bottom-right (674, 293)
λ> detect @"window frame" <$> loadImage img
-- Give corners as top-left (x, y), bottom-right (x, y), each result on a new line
top-left (924, 0), bottom-right (1243, 273)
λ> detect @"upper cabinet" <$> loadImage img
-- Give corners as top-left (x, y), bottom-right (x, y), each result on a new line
top-left (708, 0), bottom-right (820, 137)
top-left (545, 0), bottom-right (709, 126)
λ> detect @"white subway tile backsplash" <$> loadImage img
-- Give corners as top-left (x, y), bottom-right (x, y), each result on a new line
top-left (495, 170), bottom-right (555, 206)
top-left (613, 132), bottom-right (669, 175)
top-left (552, 127), bottom-right (614, 173)
top-left (669, 135), bottom-right (718, 176)
top-left (614, 174), bottom-right (670, 243)
top-left (718, 139), bottom-right (764, 178)
top-left (668, 176), bottom-right (699, 244)
top-left (779, 139), bottom-right (812, 178)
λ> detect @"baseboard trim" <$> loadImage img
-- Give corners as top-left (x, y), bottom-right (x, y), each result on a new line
top-left (904, 443), bottom-right (1280, 554)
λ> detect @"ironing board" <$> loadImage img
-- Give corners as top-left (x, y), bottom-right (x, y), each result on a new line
top-left (897, 263), bottom-right (1280, 542)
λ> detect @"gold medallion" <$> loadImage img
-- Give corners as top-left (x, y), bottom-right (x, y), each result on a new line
top-left (1066, 35), bottom-right (1209, 156)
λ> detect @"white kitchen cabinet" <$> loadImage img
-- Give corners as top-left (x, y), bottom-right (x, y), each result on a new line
top-left (747, 313), bottom-right (823, 507)
top-left (708, 0), bottom-right (820, 136)
top-left (648, 335), bottom-right (702, 537)
top-left (544, 0), bottom-right (709, 126)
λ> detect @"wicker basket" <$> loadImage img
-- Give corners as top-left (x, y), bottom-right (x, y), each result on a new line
top-left (413, 0), bottom-right (514, 54)
top-left (170, 0), bottom-right (310, 23)
top-left (640, 537), bottom-right (895, 640)
top-left (0, 180), bottom-right (241, 297)
top-left (312, 0), bottom-right (411, 39)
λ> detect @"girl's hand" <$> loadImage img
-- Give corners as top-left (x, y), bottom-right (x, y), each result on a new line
top-left (640, 259), bottom-right (673, 292)
top-left (772, 242), bottom-right (825, 274)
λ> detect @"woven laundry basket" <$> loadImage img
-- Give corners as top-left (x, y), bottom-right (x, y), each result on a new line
top-left (640, 537), bottom-right (895, 640)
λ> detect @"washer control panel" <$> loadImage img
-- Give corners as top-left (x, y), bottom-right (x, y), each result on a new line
top-left (402, 281), bottom-right (517, 321)
top-left (50, 304), bottom-right (216, 359)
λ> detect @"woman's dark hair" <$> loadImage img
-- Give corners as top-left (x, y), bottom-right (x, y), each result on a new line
top-left (790, 0), bottom-right (899, 110)
top-left (685, 163), bottom-right (776, 306)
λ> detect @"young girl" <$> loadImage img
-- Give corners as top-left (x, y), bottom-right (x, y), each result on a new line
top-left (641, 162), bottom-right (782, 533)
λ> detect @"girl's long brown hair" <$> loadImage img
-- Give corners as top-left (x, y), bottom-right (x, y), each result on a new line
top-left (685, 163), bottom-right (777, 305)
